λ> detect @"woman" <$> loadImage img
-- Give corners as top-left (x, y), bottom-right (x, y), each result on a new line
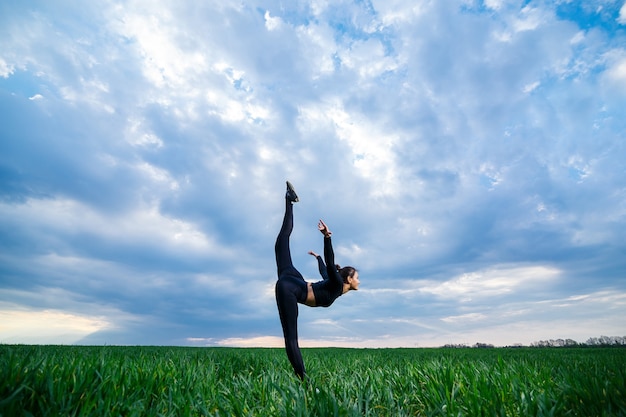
top-left (275, 181), bottom-right (360, 380)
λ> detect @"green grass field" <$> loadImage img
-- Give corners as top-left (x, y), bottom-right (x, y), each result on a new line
top-left (1, 345), bottom-right (624, 416)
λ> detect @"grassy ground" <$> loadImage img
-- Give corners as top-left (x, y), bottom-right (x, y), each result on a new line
top-left (1, 345), bottom-right (625, 416)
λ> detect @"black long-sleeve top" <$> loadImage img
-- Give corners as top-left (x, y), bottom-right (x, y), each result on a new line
top-left (310, 237), bottom-right (343, 307)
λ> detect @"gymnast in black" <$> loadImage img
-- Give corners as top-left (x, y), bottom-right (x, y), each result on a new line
top-left (275, 181), bottom-right (360, 380)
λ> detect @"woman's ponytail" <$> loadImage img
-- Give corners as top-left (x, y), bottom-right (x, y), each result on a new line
top-left (337, 265), bottom-right (357, 284)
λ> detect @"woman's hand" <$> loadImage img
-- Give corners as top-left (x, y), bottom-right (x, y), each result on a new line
top-left (318, 219), bottom-right (332, 238)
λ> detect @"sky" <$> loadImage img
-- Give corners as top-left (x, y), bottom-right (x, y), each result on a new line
top-left (1, 0), bottom-right (625, 349)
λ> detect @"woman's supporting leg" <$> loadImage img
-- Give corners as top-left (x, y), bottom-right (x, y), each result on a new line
top-left (275, 279), bottom-right (306, 380)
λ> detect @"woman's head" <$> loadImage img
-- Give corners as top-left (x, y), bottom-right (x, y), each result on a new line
top-left (337, 265), bottom-right (359, 291)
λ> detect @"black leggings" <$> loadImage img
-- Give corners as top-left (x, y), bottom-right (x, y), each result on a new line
top-left (275, 199), bottom-right (307, 379)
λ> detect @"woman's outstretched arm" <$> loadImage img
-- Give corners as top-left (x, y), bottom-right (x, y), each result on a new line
top-left (317, 219), bottom-right (332, 238)
top-left (317, 220), bottom-right (334, 266)
top-left (318, 220), bottom-right (342, 287)
top-left (308, 250), bottom-right (329, 280)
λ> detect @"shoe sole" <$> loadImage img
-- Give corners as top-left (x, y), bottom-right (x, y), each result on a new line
top-left (286, 181), bottom-right (299, 202)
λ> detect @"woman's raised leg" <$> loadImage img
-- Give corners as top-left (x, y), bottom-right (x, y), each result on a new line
top-left (275, 182), bottom-right (302, 279)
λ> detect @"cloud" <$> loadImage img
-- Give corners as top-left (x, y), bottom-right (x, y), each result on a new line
top-left (604, 54), bottom-right (626, 91)
top-left (0, 197), bottom-right (226, 260)
top-left (618, 2), bottom-right (626, 24)
top-left (0, 307), bottom-right (111, 344)
top-left (441, 312), bottom-right (487, 324)
top-left (264, 10), bottom-right (282, 31)
top-left (0, 58), bottom-right (14, 78)
top-left (419, 265), bottom-right (561, 301)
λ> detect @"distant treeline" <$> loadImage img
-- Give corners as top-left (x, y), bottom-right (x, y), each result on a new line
top-left (442, 335), bottom-right (626, 349)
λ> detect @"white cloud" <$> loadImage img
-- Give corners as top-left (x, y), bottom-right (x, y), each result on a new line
top-left (338, 38), bottom-right (398, 79)
top-left (419, 265), bottom-right (561, 301)
top-left (441, 312), bottom-right (487, 323)
top-left (522, 81), bottom-right (540, 93)
top-left (604, 55), bottom-right (626, 89)
top-left (618, 2), bottom-right (626, 24)
top-left (296, 24), bottom-right (336, 78)
top-left (484, 0), bottom-right (504, 10)
top-left (211, 335), bottom-right (383, 348)
top-left (264, 10), bottom-right (282, 31)
top-left (372, 0), bottom-right (428, 26)
top-left (297, 101), bottom-right (401, 197)
top-left (111, 8), bottom-right (191, 88)
top-left (0, 305), bottom-right (111, 344)
top-left (512, 5), bottom-right (545, 32)
top-left (0, 197), bottom-right (226, 257)
top-left (0, 58), bottom-right (14, 77)
top-left (214, 336), bottom-right (284, 347)
top-left (125, 118), bottom-right (164, 148)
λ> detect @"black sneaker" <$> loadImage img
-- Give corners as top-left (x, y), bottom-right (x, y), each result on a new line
top-left (286, 181), bottom-right (299, 203)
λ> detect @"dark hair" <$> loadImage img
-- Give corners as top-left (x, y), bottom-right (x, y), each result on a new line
top-left (336, 264), bottom-right (357, 283)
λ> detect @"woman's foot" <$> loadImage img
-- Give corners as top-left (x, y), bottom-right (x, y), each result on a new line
top-left (286, 181), bottom-right (299, 203)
